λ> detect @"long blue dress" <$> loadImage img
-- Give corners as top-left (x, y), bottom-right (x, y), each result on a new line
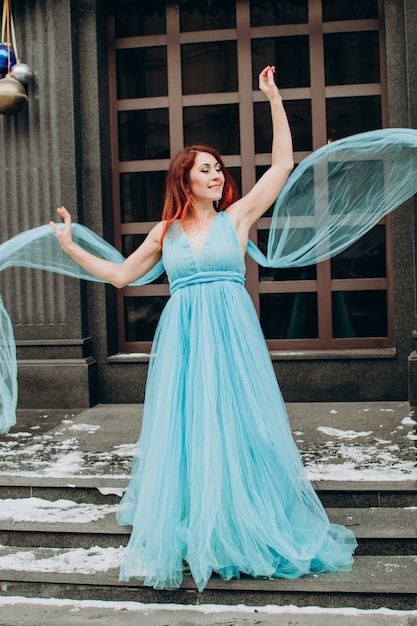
top-left (116, 210), bottom-right (357, 591)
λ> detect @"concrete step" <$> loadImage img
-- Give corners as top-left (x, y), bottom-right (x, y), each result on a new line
top-left (0, 597), bottom-right (416, 626)
top-left (0, 502), bottom-right (416, 555)
top-left (0, 548), bottom-right (415, 610)
top-left (0, 476), bottom-right (416, 507)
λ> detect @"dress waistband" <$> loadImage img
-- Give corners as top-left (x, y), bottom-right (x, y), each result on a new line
top-left (170, 271), bottom-right (245, 294)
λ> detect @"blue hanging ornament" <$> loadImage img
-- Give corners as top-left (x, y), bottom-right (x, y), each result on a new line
top-left (0, 42), bottom-right (15, 75)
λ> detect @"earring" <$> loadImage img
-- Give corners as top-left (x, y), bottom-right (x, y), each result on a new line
top-left (214, 200), bottom-right (219, 210)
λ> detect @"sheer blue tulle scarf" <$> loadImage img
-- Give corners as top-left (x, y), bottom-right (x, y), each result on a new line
top-left (1, 128), bottom-right (417, 433)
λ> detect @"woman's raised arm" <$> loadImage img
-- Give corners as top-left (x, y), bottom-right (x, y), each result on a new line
top-left (228, 65), bottom-right (294, 228)
top-left (50, 207), bottom-right (163, 288)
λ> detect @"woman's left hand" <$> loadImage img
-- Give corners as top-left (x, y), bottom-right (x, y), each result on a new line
top-left (258, 65), bottom-right (280, 101)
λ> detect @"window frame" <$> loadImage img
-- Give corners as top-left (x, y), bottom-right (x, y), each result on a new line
top-left (107, 0), bottom-right (392, 353)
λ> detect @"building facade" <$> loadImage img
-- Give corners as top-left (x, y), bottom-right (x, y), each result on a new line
top-left (1, 0), bottom-right (416, 409)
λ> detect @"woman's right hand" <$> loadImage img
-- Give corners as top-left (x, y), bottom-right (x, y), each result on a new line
top-left (49, 206), bottom-right (75, 254)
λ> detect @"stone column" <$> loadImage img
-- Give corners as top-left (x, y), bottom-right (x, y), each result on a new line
top-left (384, 0), bottom-right (417, 406)
top-left (0, 0), bottom-right (101, 408)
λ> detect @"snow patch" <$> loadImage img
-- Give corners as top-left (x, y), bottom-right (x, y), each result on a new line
top-left (67, 423), bottom-right (101, 433)
top-left (0, 498), bottom-right (117, 524)
top-left (316, 427), bottom-right (373, 440)
top-left (0, 546), bottom-right (124, 574)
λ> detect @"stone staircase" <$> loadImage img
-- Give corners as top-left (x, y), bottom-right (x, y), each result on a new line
top-left (0, 476), bottom-right (416, 610)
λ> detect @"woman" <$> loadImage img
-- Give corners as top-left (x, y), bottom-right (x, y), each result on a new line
top-left (50, 66), bottom-right (357, 591)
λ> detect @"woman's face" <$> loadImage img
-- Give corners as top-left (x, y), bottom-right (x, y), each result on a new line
top-left (188, 152), bottom-right (225, 206)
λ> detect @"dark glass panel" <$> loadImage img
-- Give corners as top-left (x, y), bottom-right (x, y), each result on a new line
top-left (116, 47), bottom-right (168, 99)
top-left (118, 109), bottom-right (170, 161)
top-left (255, 100), bottom-right (312, 153)
top-left (332, 290), bottom-right (387, 338)
top-left (122, 235), bottom-right (168, 284)
top-left (260, 293), bottom-right (318, 339)
top-left (252, 37), bottom-right (310, 89)
top-left (258, 229), bottom-right (317, 280)
top-left (250, 0), bottom-right (308, 26)
top-left (181, 42), bottom-right (238, 95)
top-left (326, 96), bottom-right (382, 142)
top-left (122, 234), bottom-right (144, 257)
top-left (331, 226), bottom-right (386, 279)
top-left (322, 0), bottom-right (378, 22)
top-left (114, 1), bottom-right (166, 37)
top-left (120, 171), bottom-right (166, 223)
top-left (179, 0), bottom-right (236, 32)
top-left (183, 104), bottom-right (240, 155)
top-left (125, 296), bottom-right (168, 342)
top-left (324, 32), bottom-right (380, 86)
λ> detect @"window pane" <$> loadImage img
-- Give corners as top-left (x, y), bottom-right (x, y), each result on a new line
top-left (255, 100), bottom-right (312, 153)
top-left (322, 0), bottom-right (378, 22)
top-left (326, 96), bottom-right (382, 142)
top-left (125, 296), bottom-right (169, 342)
top-left (257, 229), bottom-right (317, 281)
top-left (115, 1), bottom-right (166, 37)
top-left (183, 104), bottom-right (240, 154)
top-left (332, 291), bottom-right (387, 338)
top-left (182, 42), bottom-right (238, 95)
top-left (250, 0), bottom-right (308, 26)
top-left (116, 47), bottom-right (168, 99)
top-left (180, 0), bottom-right (236, 32)
top-left (260, 293), bottom-right (318, 339)
top-left (331, 226), bottom-right (386, 279)
top-left (118, 109), bottom-right (170, 161)
top-left (324, 32), bottom-right (380, 86)
top-left (120, 172), bottom-right (166, 223)
top-left (252, 37), bottom-right (310, 89)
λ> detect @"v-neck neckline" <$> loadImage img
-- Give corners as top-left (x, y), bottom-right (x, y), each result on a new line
top-left (181, 212), bottom-right (219, 259)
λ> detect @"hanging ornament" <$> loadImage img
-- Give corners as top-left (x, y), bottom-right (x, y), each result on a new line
top-left (0, 42), bottom-right (15, 75)
top-left (10, 61), bottom-right (32, 83)
top-left (0, 0), bottom-right (32, 114)
top-left (0, 74), bottom-right (26, 114)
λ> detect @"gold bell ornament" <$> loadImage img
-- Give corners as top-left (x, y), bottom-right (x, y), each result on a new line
top-left (0, 74), bottom-right (26, 114)
top-left (0, 0), bottom-right (31, 115)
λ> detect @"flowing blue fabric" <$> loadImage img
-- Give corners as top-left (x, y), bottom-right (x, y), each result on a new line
top-left (0, 127), bottom-right (417, 588)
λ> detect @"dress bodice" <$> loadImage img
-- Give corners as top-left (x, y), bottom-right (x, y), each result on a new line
top-left (162, 211), bottom-right (246, 284)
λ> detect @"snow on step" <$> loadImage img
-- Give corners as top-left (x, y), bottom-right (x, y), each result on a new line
top-left (0, 597), bottom-right (417, 626)
top-left (0, 497), bottom-right (117, 524)
top-left (0, 544), bottom-right (123, 576)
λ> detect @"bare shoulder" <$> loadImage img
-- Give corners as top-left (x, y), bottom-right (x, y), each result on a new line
top-left (146, 221), bottom-right (164, 244)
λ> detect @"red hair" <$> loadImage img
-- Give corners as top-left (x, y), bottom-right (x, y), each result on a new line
top-left (160, 145), bottom-right (238, 244)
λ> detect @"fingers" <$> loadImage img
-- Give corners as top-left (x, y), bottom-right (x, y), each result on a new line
top-left (56, 206), bottom-right (71, 222)
top-left (49, 206), bottom-right (72, 240)
top-left (259, 65), bottom-right (277, 90)
top-left (49, 220), bottom-right (59, 235)
top-left (260, 65), bottom-right (275, 78)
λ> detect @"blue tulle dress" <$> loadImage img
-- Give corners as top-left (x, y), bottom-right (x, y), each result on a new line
top-left (116, 211), bottom-right (357, 591)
